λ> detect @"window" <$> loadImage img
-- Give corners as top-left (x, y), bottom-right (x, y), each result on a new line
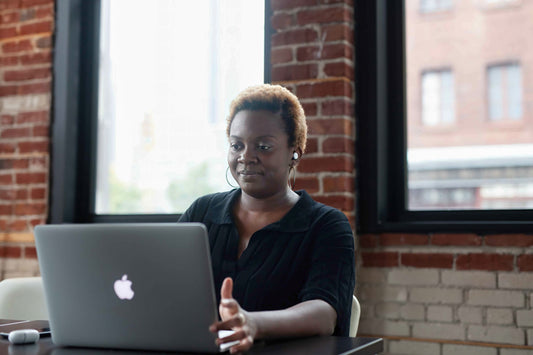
top-left (485, 0), bottom-right (520, 7)
top-left (488, 63), bottom-right (522, 121)
top-left (355, 0), bottom-right (533, 232)
top-left (421, 70), bottom-right (454, 126)
top-left (51, 0), bottom-right (270, 223)
top-left (420, 0), bottom-right (453, 13)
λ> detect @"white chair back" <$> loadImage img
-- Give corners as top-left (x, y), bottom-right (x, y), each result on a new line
top-left (0, 277), bottom-right (48, 320)
top-left (349, 295), bottom-right (361, 337)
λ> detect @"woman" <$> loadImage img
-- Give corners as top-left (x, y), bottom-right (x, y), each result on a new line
top-left (179, 84), bottom-right (355, 353)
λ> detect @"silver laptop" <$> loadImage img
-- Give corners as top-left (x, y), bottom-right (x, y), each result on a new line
top-left (34, 223), bottom-right (224, 353)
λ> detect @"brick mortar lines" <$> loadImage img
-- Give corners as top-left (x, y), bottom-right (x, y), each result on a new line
top-left (0, 18), bottom-right (54, 30)
top-left (360, 246), bottom-right (532, 254)
top-left (271, 3), bottom-right (354, 15)
top-left (300, 96), bottom-right (354, 107)
top-left (0, 31), bottom-right (53, 44)
top-left (295, 173), bottom-right (355, 194)
top-left (0, 77), bottom-right (51, 85)
top-left (0, 63), bottom-right (52, 70)
top-left (0, 152), bottom-right (47, 159)
top-left (271, 44), bottom-right (355, 54)
top-left (0, 137), bottom-right (42, 144)
top-left (304, 116), bottom-right (355, 127)
top-left (271, 58), bottom-right (355, 71)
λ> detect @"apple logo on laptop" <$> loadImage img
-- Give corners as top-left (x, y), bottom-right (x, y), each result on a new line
top-left (114, 274), bottom-right (134, 300)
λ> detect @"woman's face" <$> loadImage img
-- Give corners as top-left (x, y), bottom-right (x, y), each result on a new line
top-left (228, 110), bottom-right (294, 199)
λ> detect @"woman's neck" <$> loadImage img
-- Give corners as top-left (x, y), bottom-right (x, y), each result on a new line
top-left (238, 188), bottom-right (299, 213)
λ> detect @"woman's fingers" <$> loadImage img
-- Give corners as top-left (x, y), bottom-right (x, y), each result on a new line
top-left (229, 335), bottom-right (254, 353)
top-left (211, 312), bottom-right (246, 332)
top-left (212, 277), bottom-right (256, 353)
top-left (220, 277), bottom-right (233, 300)
top-left (216, 329), bottom-right (246, 345)
top-left (220, 298), bottom-right (240, 311)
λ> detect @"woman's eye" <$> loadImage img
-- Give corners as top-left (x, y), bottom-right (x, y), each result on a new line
top-left (258, 145), bottom-right (271, 151)
top-left (230, 143), bottom-right (241, 151)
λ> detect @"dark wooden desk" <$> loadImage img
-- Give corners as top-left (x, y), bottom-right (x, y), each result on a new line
top-left (0, 336), bottom-right (383, 355)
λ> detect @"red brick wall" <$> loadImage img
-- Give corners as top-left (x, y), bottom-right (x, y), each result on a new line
top-left (270, 0), bottom-right (356, 226)
top-left (0, 0), bottom-right (53, 278)
top-left (361, 233), bottom-right (533, 271)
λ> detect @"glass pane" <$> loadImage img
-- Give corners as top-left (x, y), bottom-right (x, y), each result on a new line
top-left (406, 0), bottom-right (533, 210)
top-left (488, 66), bottom-right (503, 121)
top-left (96, 0), bottom-right (264, 214)
top-left (507, 64), bottom-right (522, 119)
top-left (422, 72), bottom-right (440, 126)
top-left (440, 71), bottom-right (454, 124)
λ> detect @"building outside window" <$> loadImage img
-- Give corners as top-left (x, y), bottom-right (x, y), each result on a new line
top-left (406, 0), bottom-right (533, 211)
top-left (488, 63), bottom-right (522, 121)
top-left (420, 0), bottom-right (453, 13)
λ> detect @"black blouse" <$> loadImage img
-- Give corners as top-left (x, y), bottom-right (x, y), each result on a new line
top-left (178, 189), bottom-right (355, 336)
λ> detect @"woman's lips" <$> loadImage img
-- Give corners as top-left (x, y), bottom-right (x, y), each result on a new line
top-left (239, 170), bottom-right (262, 176)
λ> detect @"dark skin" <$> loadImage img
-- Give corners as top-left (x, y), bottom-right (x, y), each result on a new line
top-left (209, 110), bottom-right (337, 353)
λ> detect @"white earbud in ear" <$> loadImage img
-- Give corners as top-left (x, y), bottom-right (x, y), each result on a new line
top-left (293, 152), bottom-right (299, 160)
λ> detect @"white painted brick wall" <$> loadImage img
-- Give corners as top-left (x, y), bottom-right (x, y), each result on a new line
top-left (410, 287), bottom-right (463, 304)
top-left (359, 285), bottom-right (408, 302)
top-left (375, 302), bottom-right (402, 319)
top-left (468, 325), bottom-right (525, 345)
top-left (357, 267), bottom-right (386, 284)
top-left (2, 258), bottom-right (40, 277)
top-left (457, 306), bottom-right (483, 324)
top-left (442, 344), bottom-right (497, 355)
top-left (0, 94), bottom-right (51, 112)
top-left (387, 269), bottom-right (439, 286)
top-left (388, 340), bottom-right (440, 355)
top-left (360, 303), bottom-right (374, 319)
top-left (358, 318), bottom-right (410, 336)
top-left (400, 304), bottom-right (425, 320)
top-left (516, 310), bottom-right (533, 327)
top-left (467, 290), bottom-right (524, 307)
top-left (500, 349), bottom-right (533, 355)
top-left (498, 273), bottom-right (533, 289)
top-left (427, 305), bottom-right (453, 322)
top-left (412, 323), bottom-right (465, 340)
top-left (3, 271), bottom-right (37, 279)
top-left (441, 270), bottom-right (496, 288)
top-left (487, 308), bottom-right (514, 325)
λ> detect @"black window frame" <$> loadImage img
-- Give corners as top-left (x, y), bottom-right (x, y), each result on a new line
top-left (355, 0), bottom-right (533, 233)
top-left (50, 0), bottom-right (272, 223)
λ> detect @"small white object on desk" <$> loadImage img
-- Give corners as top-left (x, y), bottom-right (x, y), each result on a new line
top-left (7, 329), bottom-right (40, 345)
top-left (218, 330), bottom-right (240, 351)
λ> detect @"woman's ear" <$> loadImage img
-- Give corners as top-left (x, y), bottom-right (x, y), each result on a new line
top-left (291, 147), bottom-right (303, 166)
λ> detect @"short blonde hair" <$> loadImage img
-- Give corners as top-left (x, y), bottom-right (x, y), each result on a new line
top-left (226, 84), bottom-right (307, 153)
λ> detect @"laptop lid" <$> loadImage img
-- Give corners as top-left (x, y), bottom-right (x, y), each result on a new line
top-left (34, 223), bottom-right (220, 353)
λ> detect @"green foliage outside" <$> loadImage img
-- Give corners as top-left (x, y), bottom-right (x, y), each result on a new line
top-left (166, 162), bottom-right (215, 212)
top-left (109, 171), bottom-right (143, 213)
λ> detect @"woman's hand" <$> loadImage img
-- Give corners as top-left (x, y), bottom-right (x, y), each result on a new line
top-left (209, 277), bottom-right (258, 353)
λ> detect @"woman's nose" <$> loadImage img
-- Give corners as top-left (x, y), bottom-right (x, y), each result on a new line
top-left (237, 147), bottom-right (257, 163)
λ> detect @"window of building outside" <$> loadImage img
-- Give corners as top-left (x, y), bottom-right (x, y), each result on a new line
top-left (420, 0), bottom-right (453, 13)
top-left (488, 63), bottom-right (522, 121)
top-left (421, 70), bottom-right (454, 126)
top-left (485, 0), bottom-right (519, 7)
top-left (95, 0), bottom-right (265, 214)
top-left (406, 0), bottom-right (533, 211)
